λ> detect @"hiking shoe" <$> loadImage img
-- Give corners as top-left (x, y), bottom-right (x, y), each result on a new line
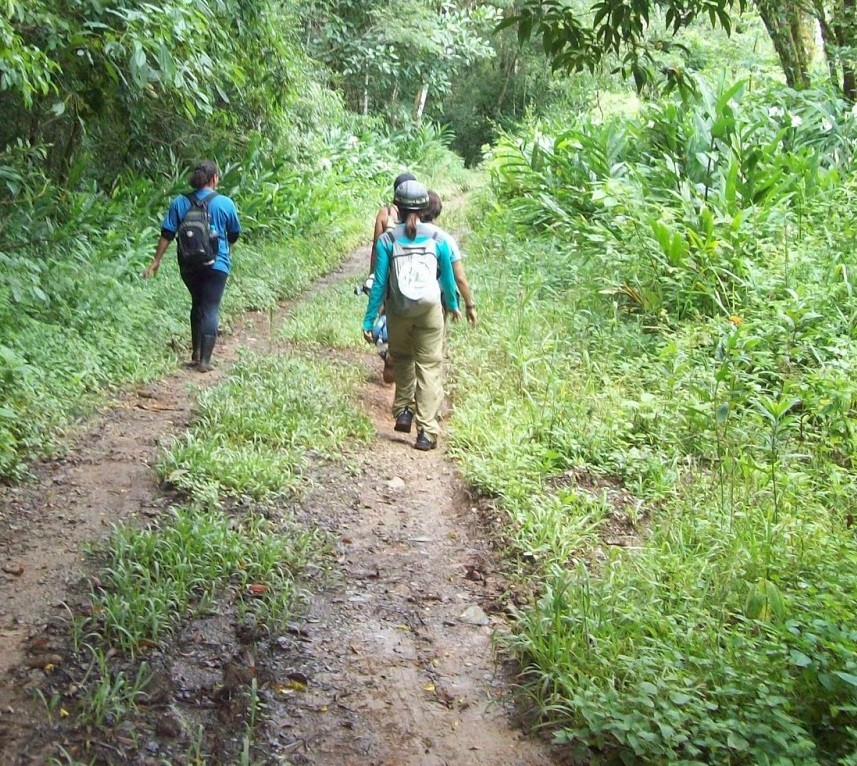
top-left (394, 408), bottom-right (414, 433)
top-left (414, 430), bottom-right (437, 451)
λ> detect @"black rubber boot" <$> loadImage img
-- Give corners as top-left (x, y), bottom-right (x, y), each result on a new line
top-left (186, 324), bottom-right (201, 367)
top-left (198, 333), bottom-right (216, 373)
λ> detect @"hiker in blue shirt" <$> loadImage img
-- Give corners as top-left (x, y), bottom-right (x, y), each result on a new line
top-left (362, 180), bottom-right (460, 451)
top-left (143, 160), bottom-right (241, 372)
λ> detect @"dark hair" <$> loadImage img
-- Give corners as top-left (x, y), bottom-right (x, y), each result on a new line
top-left (404, 211), bottom-right (421, 239)
top-left (422, 190), bottom-right (442, 223)
top-left (190, 160), bottom-right (220, 190)
top-left (393, 172), bottom-right (416, 193)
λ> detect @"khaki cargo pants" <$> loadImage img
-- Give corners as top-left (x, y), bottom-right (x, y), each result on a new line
top-left (386, 304), bottom-right (445, 440)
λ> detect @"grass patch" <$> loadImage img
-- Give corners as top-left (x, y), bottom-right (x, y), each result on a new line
top-left (87, 506), bottom-right (324, 655)
top-left (159, 351), bottom-right (373, 504)
top-left (279, 281), bottom-right (367, 350)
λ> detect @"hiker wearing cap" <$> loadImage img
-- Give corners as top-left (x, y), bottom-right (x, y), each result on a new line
top-left (362, 180), bottom-right (461, 451)
top-left (143, 160), bottom-right (241, 372)
top-left (370, 171), bottom-right (417, 273)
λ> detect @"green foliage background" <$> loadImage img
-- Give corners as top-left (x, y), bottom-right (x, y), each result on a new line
top-left (447, 72), bottom-right (857, 763)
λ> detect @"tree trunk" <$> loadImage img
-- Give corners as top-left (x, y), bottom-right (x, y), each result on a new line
top-left (412, 83), bottom-right (428, 122)
top-left (844, 0), bottom-right (857, 101)
top-left (755, 0), bottom-right (811, 89)
top-left (812, 0), bottom-right (842, 93)
top-left (495, 50), bottom-right (518, 116)
top-left (362, 69), bottom-right (369, 116)
top-left (830, 0), bottom-right (857, 101)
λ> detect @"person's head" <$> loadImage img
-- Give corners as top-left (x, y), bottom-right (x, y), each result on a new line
top-left (422, 190), bottom-right (442, 223)
top-left (394, 180), bottom-right (429, 238)
top-left (393, 172), bottom-right (416, 195)
top-left (190, 160), bottom-right (220, 190)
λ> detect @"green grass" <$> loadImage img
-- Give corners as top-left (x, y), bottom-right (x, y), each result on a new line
top-left (159, 351), bottom-right (374, 503)
top-left (279, 281), bottom-right (368, 350)
top-left (90, 506), bottom-right (324, 654)
top-left (445, 173), bottom-right (857, 762)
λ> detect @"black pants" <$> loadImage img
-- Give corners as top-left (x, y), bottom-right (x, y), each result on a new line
top-left (180, 267), bottom-right (228, 347)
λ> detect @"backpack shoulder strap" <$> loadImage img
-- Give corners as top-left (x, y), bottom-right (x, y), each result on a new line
top-left (428, 230), bottom-right (441, 255)
top-left (184, 191), bottom-right (218, 209)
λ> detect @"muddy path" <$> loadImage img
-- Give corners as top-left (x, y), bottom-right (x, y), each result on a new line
top-left (0, 241), bottom-right (568, 765)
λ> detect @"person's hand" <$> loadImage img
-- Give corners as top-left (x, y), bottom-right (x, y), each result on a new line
top-left (465, 306), bottom-right (477, 326)
top-left (448, 310), bottom-right (462, 323)
top-left (363, 329), bottom-right (375, 344)
top-left (142, 262), bottom-right (159, 279)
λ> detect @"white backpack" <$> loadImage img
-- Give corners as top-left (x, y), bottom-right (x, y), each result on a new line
top-left (385, 232), bottom-right (441, 317)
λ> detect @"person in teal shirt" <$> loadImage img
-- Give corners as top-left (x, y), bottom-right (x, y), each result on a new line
top-left (362, 180), bottom-right (460, 451)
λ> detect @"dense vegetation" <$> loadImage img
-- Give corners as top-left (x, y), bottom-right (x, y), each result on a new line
top-left (5, 0), bottom-right (857, 763)
top-left (449, 71), bottom-right (857, 765)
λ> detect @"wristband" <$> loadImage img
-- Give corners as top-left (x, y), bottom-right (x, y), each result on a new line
top-left (466, 304), bottom-right (476, 309)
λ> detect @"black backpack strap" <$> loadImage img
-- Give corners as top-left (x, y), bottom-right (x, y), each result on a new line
top-left (183, 191), bottom-right (218, 211)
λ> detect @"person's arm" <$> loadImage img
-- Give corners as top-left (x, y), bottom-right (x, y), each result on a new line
top-left (226, 201), bottom-right (241, 247)
top-left (144, 197), bottom-right (182, 278)
top-left (452, 260), bottom-right (477, 326)
top-left (437, 244), bottom-right (460, 320)
top-left (142, 231), bottom-right (174, 278)
top-left (363, 238), bottom-right (390, 341)
top-left (370, 206), bottom-right (389, 275)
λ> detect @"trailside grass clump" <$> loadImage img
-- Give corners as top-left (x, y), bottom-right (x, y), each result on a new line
top-left (279, 281), bottom-right (368, 350)
top-left (159, 351), bottom-right (373, 504)
top-left (446, 80), bottom-right (857, 763)
top-left (90, 507), bottom-right (322, 656)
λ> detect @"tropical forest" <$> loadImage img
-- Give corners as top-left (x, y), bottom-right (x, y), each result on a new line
top-left (1, 1), bottom-right (856, 764)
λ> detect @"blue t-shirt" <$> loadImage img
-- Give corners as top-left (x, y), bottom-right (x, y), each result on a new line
top-left (162, 188), bottom-right (241, 274)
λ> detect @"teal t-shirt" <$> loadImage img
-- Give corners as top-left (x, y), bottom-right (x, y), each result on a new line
top-left (362, 222), bottom-right (459, 332)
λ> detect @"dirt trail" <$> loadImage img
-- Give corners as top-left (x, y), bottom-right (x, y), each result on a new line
top-left (0, 242), bottom-right (566, 764)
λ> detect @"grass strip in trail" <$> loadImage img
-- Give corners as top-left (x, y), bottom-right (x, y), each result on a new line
top-left (158, 351), bottom-right (374, 505)
top-left (279, 281), bottom-right (368, 350)
top-left (444, 192), bottom-right (857, 763)
top-left (45, 346), bottom-right (372, 761)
